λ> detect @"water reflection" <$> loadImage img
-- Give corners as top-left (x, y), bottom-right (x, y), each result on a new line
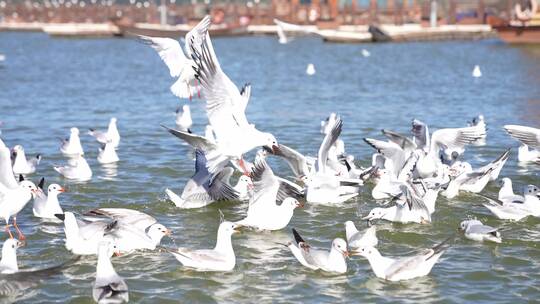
top-left (99, 162), bottom-right (118, 179)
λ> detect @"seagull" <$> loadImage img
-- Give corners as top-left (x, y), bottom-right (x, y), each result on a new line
top-left (472, 65), bottom-right (482, 78)
top-left (235, 155), bottom-right (303, 231)
top-left (175, 104), bottom-right (192, 133)
top-left (0, 173), bottom-right (37, 240)
top-left (32, 178), bottom-right (65, 220)
top-left (287, 228), bottom-right (349, 274)
top-left (93, 240), bottom-right (129, 304)
top-left (60, 127), bottom-right (84, 156)
top-left (188, 29), bottom-right (279, 174)
top-left (498, 177), bottom-right (524, 203)
top-left (54, 154), bottom-right (92, 181)
top-left (352, 237), bottom-right (451, 281)
top-left (139, 16), bottom-right (211, 99)
top-left (88, 117), bottom-right (121, 148)
top-left (361, 49), bottom-right (371, 57)
top-left (306, 63), bottom-right (316, 76)
top-left (0, 239), bottom-right (23, 274)
top-left (204, 125), bottom-right (216, 143)
top-left (56, 212), bottom-right (112, 255)
top-left (83, 208), bottom-right (171, 253)
top-left (305, 116), bottom-right (362, 204)
top-left (344, 221), bottom-right (378, 249)
top-left (503, 125), bottom-right (539, 163)
top-left (370, 168), bottom-right (406, 200)
top-left (233, 175), bottom-right (253, 201)
top-left (11, 145), bottom-right (41, 175)
top-left (411, 119), bottom-right (486, 178)
top-left (479, 186), bottom-right (539, 221)
top-left (459, 219), bottom-right (501, 243)
top-left (97, 142), bottom-right (119, 164)
top-left (165, 149), bottom-right (239, 209)
top-left (468, 114), bottom-right (487, 145)
top-left (363, 184), bottom-right (431, 224)
top-left (320, 113), bottom-right (337, 135)
top-left (274, 19), bottom-right (289, 44)
top-left (168, 221), bottom-right (241, 272)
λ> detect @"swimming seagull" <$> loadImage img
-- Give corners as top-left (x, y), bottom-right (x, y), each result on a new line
top-left (188, 28), bottom-right (279, 174)
top-left (88, 117), bottom-right (121, 148)
top-left (344, 221), bottom-right (378, 250)
top-left (165, 149), bottom-right (239, 209)
top-left (459, 219), bottom-right (501, 243)
top-left (60, 127), bottom-right (84, 156)
top-left (479, 186), bottom-right (539, 221)
top-left (54, 154), bottom-right (92, 181)
top-left (97, 141), bottom-right (119, 164)
top-left (84, 208), bottom-right (171, 253)
top-left (352, 236), bottom-right (452, 281)
top-left (235, 155), bottom-right (303, 231)
top-left (168, 221), bottom-right (241, 271)
top-left (11, 145), bottom-right (41, 175)
top-left (503, 125), bottom-right (539, 163)
top-left (32, 178), bottom-right (65, 220)
top-left (0, 238), bottom-right (23, 274)
top-left (306, 63), bottom-right (316, 76)
top-left (363, 184), bottom-right (431, 224)
top-left (0, 172), bottom-right (37, 240)
top-left (361, 49), bottom-right (371, 57)
top-left (287, 228), bottom-right (349, 274)
top-left (472, 65), bottom-right (482, 78)
top-left (93, 240), bottom-right (129, 304)
top-left (56, 212), bottom-right (113, 255)
top-left (139, 16), bottom-right (210, 100)
top-left (498, 177), bottom-right (524, 204)
top-left (175, 104), bottom-right (192, 132)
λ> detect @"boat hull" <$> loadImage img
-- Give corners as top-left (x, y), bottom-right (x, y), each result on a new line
top-left (495, 25), bottom-right (540, 44)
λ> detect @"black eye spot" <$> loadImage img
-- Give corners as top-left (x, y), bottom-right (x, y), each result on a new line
top-left (12, 245), bottom-right (15, 248)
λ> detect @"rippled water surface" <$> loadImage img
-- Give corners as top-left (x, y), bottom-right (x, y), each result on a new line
top-left (0, 33), bottom-right (539, 303)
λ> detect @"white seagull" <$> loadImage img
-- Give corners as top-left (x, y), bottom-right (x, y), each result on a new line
top-left (168, 221), bottom-right (241, 272)
top-left (344, 221), bottom-right (378, 249)
top-left (503, 125), bottom-right (539, 163)
top-left (0, 171), bottom-right (37, 240)
top-left (0, 238), bottom-right (23, 274)
top-left (498, 177), bottom-right (525, 204)
top-left (188, 29), bottom-right (279, 174)
top-left (164, 149), bottom-right (239, 209)
top-left (472, 65), bottom-right (482, 78)
top-left (235, 155), bottom-right (303, 231)
top-left (11, 145), bottom-right (41, 175)
top-left (84, 208), bottom-right (171, 254)
top-left (459, 219), bottom-right (501, 243)
top-left (306, 63), bottom-right (316, 76)
top-left (175, 104), bottom-right (193, 132)
top-left (139, 16), bottom-right (210, 100)
top-left (93, 240), bottom-right (129, 304)
top-left (54, 154), bottom-right (92, 181)
top-left (352, 237), bottom-right (451, 281)
top-left (60, 127), bottom-right (84, 156)
top-left (287, 228), bottom-right (349, 274)
top-left (97, 141), bottom-right (119, 164)
top-left (88, 117), bottom-right (121, 148)
top-left (274, 19), bottom-right (289, 44)
top-left (32, 178), bottom-right (65, 220)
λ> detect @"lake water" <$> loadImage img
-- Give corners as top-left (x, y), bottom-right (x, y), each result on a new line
top-left (0, 32), bottom-right (539, 303)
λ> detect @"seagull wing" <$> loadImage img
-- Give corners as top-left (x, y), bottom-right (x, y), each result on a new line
top-left (0, 146), bottom-right (17, 190)
top-left (364, 138), bottom-right (407, 177)
top-left (431, 126), bottom-right (486, 152)
top-left (318, 116), bottom-right (343, 173)
top-left (208, 167), bottom-right (239, 201)
top-left (161, 125), bottom-right (217, 152)
top-left (411, 119), bottom-right (430, 151)
top-left (273, 143), bottom-right (310, 177)
top-left (184, 15), bottom-right (212, 57)
top-left (139, 35), bottom-right (188, 78)
top-left (504, 125), bottom-right (540, 148)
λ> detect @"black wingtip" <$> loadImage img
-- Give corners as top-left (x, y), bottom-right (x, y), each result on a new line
top-left (38, 177), bottom-right (45, 190)
top-left (55, 213), bottom-right (65, 221)
top-left (18, 174), bottom-right (24, 182)
top-left (431, 234), bottom-right (455, 255)
top-left (292, 228), bottom-right (304, 245)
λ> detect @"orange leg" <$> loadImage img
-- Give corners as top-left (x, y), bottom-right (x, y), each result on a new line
top-left (238, 158), bottom-right (250, 177)
top-left (13, 217), bottom-right (25, 240)
top-left (187, 81), bottom-right (193, 102)
top-left (5, 223), bottom-right (13, 239)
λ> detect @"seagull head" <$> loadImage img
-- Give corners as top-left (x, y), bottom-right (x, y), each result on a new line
top-left (282, 197), bottom-right (303, 209)
top-left (499, 177), bottom-right (511, 187)
top-left (147, 223), bottom-right (171, 244)
top-left (362, 208), bottom-right (385, 221)
top-left (99, 237), bottom-right (121, 257)
top-left (11, 145), bottom-right (23, 158)
top-left (48, 184), bottom-right (66, 195)
top-left (332, 238), bottom-right (349, 258)
top-left (350, 246), bottom-right (375, 257)
top-left (19, 180), bottom-right (38, 198)
top-left (261, 133), bottom-right (279, 154)
top-left (218, 221), bottom-right (242, 237)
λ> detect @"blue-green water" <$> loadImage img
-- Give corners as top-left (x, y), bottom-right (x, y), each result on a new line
top-left (0, 32), bottom-right (539, 303)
